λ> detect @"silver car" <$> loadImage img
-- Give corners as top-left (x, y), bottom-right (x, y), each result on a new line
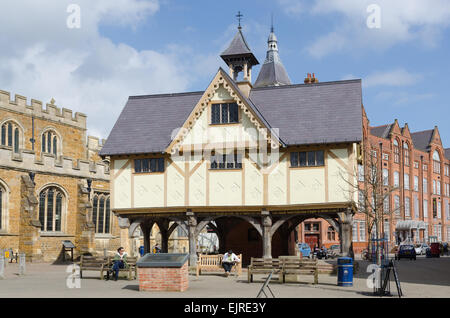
top-left (414, 243), bottom-right (429, 255)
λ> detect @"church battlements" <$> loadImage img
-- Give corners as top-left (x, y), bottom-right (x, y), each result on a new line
top-left (0, 145), bottom-right (109, 181)
top-left (0, 89), bottom-right (87, 129)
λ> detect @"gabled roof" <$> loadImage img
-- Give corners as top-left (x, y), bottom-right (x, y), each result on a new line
top-left (100, 77), bottom-right (364, 156)
top-left (411, 130), bottom-right (434, 152)
top-left (370, 124), bottom-right (393, 139)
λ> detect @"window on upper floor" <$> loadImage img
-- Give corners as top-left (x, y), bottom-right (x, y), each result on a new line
top-left (394, 171), bottom-right (400, 188)
top-left (423, 178), bottom-right (428, 194)
top-left (1, 121), bottom-right (21, 153)
top-left (433, 150), bottom-right (441, 174)
top-left (211, 103), bottom-right (239, 124)
top-left (210, 152), bottom-right (242, 170)
top-left (403, 143), bottom-right (410, 166)
top-left (382, 168), bottom-right (389, 186)
top-left (393, 139), bottom-right (400, 163)
top-left (414, 161), bottom-right (419, 169)
top-left (327, 226), bottom-right (336, 241)
top-left (41, 130), bottom-right (59, 156)
top-left (445, 165), bottom-right (450, 176)
top-left (92, 193), bottom-right (111, 234)
top-left (405, 197), bottom-right (411, 217)
top-left (290, 150), bottom-right (324, 168)
top-left (134, 158), bottom-right (165, 173)
top-left (413, 176), bottom-right (418, 191)
top-left (404, 174), bottom-right (410, 190)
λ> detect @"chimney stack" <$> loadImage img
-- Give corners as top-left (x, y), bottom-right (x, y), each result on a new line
top-left (304, 73), bottom-right (319, 84)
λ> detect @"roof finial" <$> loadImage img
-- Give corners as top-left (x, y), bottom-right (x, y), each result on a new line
top-left (271, 12), bottom-right (274, 33)
top-left (236, 11), bottom-right (243, 29)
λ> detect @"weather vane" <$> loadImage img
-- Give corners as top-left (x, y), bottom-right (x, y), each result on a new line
top-left (236, 11), bottom-right (243, 29)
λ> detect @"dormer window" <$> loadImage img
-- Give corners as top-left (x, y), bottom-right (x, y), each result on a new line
top-left (211, 103), bottom-right (239, 124)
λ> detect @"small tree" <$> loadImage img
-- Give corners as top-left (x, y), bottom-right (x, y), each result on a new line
top-left (340, 147), bottom-right (400, 266)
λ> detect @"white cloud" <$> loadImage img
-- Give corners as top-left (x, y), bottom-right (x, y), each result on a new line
top-left (363, 69), bottom-right (422, 88)
top-left (0, 0), bottom-right (204, 139)
top-left (279, 0), bottom-right (450, 57)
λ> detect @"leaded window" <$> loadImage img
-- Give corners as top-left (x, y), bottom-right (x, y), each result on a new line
top-left (134, 158), bottom-right (165, 173)
top-left (210, 153), bottom-right (242, 170)
top-left (0, 186), bottom-right (3, 229)
top-left (41, 130), bottom-right (59, 155)
top-left (1, 121), bottom-right (21, 153)
top-left (211, 103), bottom-right (239, 124)
top-left (38, 187), bottom-right (64, 232)
top-left (92, 193), bottom-right (111, 234)
top-left (290, 150), bottom-right (325, 167)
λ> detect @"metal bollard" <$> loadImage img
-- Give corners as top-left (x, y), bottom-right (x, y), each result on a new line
top-left (0, 255), bottom-right (5, 279)
top-left (19, 253), bottom-right (26, 276)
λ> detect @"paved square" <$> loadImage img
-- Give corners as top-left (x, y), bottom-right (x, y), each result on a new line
top-left (1, 257), bottom-right (449, 298)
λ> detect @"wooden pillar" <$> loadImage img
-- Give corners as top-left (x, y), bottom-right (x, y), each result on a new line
top-left (338, 209), bottom-right (354, 257)
top-left (187, 211), bottom-right (197, 267)
top-left (262, 210), bottom-right (272, 259)
top-left (142, 221), bottom-right (152, 254)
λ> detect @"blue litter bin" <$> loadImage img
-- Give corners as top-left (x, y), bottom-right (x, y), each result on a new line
top-left (337, 257), bottom-right (353, 287)
top-left (139, 246), bottom-right (144, 257)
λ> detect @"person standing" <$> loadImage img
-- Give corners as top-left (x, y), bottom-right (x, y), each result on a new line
top-left (222, 250), bottom-right (240, 277)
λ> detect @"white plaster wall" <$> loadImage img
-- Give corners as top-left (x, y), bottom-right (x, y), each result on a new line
top-left (244, 158), bottom-right (263, 205)
top-left (134, 174), bottom-right (164, 208)
top-left (209, 170), bottom-right (242, 206)
top-left (290, 168), bottom-right (326, 204)
top-left (189, 161), bottom-right (207, 206)
top-left (166, 163), bottom-right (185, 207)
top-left (268, 157), bottom-right (288, 205)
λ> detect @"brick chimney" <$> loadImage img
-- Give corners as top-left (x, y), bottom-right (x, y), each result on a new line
top-left (304, 73), bottom-right (319, 84)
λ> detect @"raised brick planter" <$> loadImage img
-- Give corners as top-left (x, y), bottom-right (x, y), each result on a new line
top-left (136, 253), bottom-right (189, 292)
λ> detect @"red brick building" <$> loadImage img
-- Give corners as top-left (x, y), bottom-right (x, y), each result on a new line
top-left (301, 109), bottom-right (450, 254)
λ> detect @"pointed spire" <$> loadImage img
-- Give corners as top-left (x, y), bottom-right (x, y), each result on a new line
top-left (254, 21), bottom-right (291, 88)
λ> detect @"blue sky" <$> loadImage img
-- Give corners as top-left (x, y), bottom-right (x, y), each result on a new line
top-left (0, 0), bottom-right (449, 147)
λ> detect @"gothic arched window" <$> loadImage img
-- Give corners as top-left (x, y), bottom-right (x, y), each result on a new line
top-left (92, 193), bottom-right (111, 234)
top-left (1, 121), bottom-right (22, 153)
top-left (38, 186), bottom-right (64, 232)
top-left (41, 129), bottom-right (59, 156)
top-left (0, 185), bottom-right (4, 229)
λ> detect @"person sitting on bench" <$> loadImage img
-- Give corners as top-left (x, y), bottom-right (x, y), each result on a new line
top-left (222, 250), bottom-right (240, 277)
top-left (111, 247), bottom-right (128, 281)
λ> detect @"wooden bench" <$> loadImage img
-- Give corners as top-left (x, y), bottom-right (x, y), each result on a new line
top-left (196, 254), bottom-right (242, 277)
top-left (247, 258), bottom-right (280, 283)
top-left (104, 256), bottom-right (138, 280)
top-left (79, 255), bottom-right (108, 279)
top-left (279, 257), bottom-right (318, 284)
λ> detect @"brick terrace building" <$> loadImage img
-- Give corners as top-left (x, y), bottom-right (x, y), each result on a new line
top-left (300, 112), bottom-right (450, 254)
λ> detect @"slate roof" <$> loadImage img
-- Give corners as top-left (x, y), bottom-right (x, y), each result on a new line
top-left (411, 130), bottom-right (434, 152)
top-left (248, 80), bottom-right (363, 146)
top-left (370, 124), bottom-right (393, 139)
top-left (100, 72), bottom-right (363, 156)
top-left (445, 148), bottom-right (450, 160)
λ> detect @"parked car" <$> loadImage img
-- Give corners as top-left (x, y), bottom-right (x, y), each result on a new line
top-left (396, 244), bottom-right (416, 260)
top-left (298, 243), bottom-right (311, 258)
top-left (429, 242), bottom-right (441, 258)
top-left (414, 243), bottom-right (430, 255)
